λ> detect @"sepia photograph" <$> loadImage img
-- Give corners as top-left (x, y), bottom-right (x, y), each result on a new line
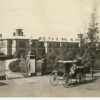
top-left (0, 0), bottom-right (100, 97)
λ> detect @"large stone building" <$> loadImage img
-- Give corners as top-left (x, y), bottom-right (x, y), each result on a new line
top-left (0, 29), bottom-right (45, 59)
top-left (0, 29), bottom-right (80, 73)
top-left (39, 37), bottom-right (79, 72)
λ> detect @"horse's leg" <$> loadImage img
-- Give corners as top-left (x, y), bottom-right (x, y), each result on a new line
top-left (83, 73), bottom-right (86, 81)
top-left (76, 74), bottom-right (78, 83)
top-left (71, 76), bottom-right (72, 83)
top-left (76, 78), bottom-right (77, 83)
top-left (85, 74), bottom-right (86, 81)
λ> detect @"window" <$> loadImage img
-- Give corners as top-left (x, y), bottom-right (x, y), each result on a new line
top-left (32, 50), bottom-right (36, 55)
top-left (8, 48), bottom-right (12, 55)
top-left (71, 43), bottom-right (74, 47)
top-left (48, 43), bottom-right (52, 47)
top-left (70, 44), bottom-right (72, 48)
top-left (0, 40), bottom-right (3, 47)
top-left (19, 42), bottom-right (25, 47)
top-left (73, 44), bottom-right (76, 48)
top-left (8, 40), bottom-right (12, 48)
top-left (63, 43), bottom-right (65, 47)
top-left (38, 49), bottom-right (41, 53)
top-left (68, 43), bottom-right (71, 48)
top-left (19, 50), bottom-right (25, 53)
top-left (61, 43), bottom-right (65, 47)
top-left (31, 42), bottom-right (36, 47)
top-left (53, 43), bottom-right (55, 47)
top-left (39, 42), bottom-right (44, 47)
top-left (49, 49), bottom-right (52, 52)
top-left (42, 49), bottom-right (45, 55)
top-left (66, 43), bottom-right (68, 48)
top-left (57, 43), bottom-right (60, 48)
top-left (76, 43), bottom-right (79, 48)
top-left (19, 50), bottom-right (25, 57)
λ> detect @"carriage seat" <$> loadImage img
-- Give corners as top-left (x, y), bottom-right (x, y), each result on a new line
top-left (77, 66), bottom-right (84, 69)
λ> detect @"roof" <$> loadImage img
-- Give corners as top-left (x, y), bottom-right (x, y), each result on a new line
top-left (38, 36), bottom-right (79, 43)
top-left (0, 35), bottom-right (38, 40)
top-left (0, 34), bottom-right (79, 43)
top-left (39, 39), bottom-right (79, 43)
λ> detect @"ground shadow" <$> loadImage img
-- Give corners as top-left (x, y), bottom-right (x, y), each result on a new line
top-left (0, 82), bottom-right (8, 86)
top-left (8, 76), bottom-right (25, 80)
top-left (8, 74), bottom-right (36, 80)
top-left (68, 78), bottom-right (97, 88)
top-left (55, 77), bottom-right (98, 87)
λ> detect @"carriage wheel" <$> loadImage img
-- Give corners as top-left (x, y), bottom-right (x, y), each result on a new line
top-left (49, 72), bottom-right (59, 86)
top-left (62, 73), bottom-right (71, 88)
top-left (76, 73), bottom-right (84, 82)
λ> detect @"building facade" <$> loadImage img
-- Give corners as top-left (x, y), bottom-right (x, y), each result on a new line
top-left (0, 29), bottom-right (80, 73)
top-left (0, 29), bottom-right (45, 59)
top-left (39, 37), bottom-right (79, 72)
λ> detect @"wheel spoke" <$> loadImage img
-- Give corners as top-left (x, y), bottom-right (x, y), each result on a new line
top-left (76, 73), bottom-right (84, 82)
top-left (62, 73), bottom-right (70, 88)
top-left (49, 72), bottom-right (59, 86)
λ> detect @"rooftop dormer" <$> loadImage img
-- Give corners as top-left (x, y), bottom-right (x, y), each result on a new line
top-left (13, 29), bottom-right (24, 36)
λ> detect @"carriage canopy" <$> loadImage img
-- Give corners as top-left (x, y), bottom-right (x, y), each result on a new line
top-left (57, 60), bottom-right (77, 64)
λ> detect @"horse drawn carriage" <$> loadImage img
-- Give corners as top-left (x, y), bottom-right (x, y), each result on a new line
top-left (49, 59), bottom-right (90, 87)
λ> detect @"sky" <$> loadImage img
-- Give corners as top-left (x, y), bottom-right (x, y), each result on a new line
top-left (0, 0), bottom-right (100, 39)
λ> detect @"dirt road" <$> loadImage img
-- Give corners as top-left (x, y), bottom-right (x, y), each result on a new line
top-left (0, 73), bottom-right (100, 97)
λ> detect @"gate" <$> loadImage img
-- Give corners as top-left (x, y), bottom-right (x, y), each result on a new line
top-left (20, 52), bottom-right (36, 77)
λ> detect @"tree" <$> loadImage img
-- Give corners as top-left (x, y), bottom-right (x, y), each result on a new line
top-left (86, 5), bottom-right (99, 78)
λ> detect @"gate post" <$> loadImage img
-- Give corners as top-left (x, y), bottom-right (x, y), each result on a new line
top-left (0, 55), bottom-right (8, 80)
top-left (26, 52), bottom-right (36, 77)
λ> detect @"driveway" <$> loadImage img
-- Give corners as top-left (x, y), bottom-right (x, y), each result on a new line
top-left (0, 73), bottom-right (100, 97)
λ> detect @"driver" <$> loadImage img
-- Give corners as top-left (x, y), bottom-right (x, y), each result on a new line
top-left (70, 64), bottom-right (77, 75)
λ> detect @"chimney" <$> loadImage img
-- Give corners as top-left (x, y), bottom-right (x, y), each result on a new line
top-left (70, 38), bottom-right (73, 41)
top-left (56, 37), bottom-right (58, 41)
top-left (13, 32), bottom-right (16, 36)
top-left (15, 29), bottom-right (24, 36)
top-left (49, 37), bottom-right (50, 40)
top-left (39, 37), bottom-right (42, 40)
top-left (43, 37), bottom-right (45, 41)
top-left (78, 34), bottom-right (83, 39)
